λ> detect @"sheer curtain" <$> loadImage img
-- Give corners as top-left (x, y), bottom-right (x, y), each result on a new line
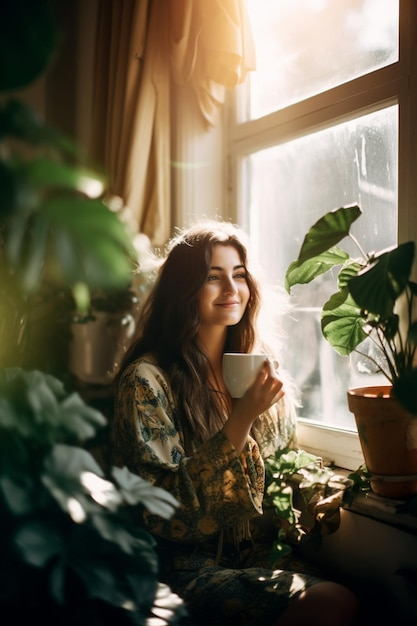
top-left (90, 0), bottom-right (255, 245)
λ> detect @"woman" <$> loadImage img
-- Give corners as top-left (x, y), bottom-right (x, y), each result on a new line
top-left (112, 220), bottom-right (359, 626)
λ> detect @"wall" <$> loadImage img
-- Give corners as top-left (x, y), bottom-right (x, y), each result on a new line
top-left (302, 508), bottom-right (417, 623)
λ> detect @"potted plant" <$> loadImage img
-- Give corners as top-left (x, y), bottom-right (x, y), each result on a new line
top-left (0, 366), bottom-right (185, 625)
top-left (264, 447), bottom-right (352, 565)
top-left (69, 233), bottom-right (156, 387)
top-left (285, 204), bottom-right (417, 499)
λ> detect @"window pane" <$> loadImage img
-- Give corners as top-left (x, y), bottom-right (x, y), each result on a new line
top-left (246, 0), bottom-right (399, 120)
top-left (243, 106), bottom-right (398, 428)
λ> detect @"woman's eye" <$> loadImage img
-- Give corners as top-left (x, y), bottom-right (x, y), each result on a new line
top-left (207, 274), bottom-right (219, 282)
top-left (234, 272), bottom-right (247, 280)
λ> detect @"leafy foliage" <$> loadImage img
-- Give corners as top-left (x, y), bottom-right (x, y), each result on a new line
top-left (342, 464), bottom-right (372, 506)
top-left (0, 367), bottom-right (180, 624)
top-left (0, 2), bottom-right (189, 624)
top-left (264, 448), bottom-right (349, 565)
top-left (285, 205), bottom-right (417, 414)
top-left (0, 89), bottom-right (137, 375)
top-left (0, 97), bottom-right (136, 295)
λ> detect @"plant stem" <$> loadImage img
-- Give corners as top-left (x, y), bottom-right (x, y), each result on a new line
top-left (349, 232), bottom-right (369, 260)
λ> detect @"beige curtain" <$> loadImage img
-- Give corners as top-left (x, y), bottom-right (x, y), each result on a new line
top-left (170, 0), bottom-right (255, 127)
top-left (90, 0), bottom-right (255, 246)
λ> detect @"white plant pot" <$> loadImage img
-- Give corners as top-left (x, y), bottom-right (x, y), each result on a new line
top-left (69, 311), bottom-right (136, 385)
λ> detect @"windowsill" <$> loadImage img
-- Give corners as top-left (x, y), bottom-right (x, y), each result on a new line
top-left (333, 466), bottom-right (417, 536)
top-left (296, 418), bottom-right (364, 471)
top-left (343, 490), bottom-right (417, 535)
top-left (294, 417), bottom-right (417, 536)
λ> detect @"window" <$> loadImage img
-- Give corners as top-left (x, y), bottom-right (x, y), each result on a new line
top-left (227, 0), bottom-right (417, 468)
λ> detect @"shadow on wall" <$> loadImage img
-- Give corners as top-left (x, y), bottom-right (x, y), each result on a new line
top-left (300, 508), bottom-right (417, 624)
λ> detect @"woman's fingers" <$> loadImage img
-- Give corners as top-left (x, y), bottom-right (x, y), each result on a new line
top-left (262, 360), bottom-right (285, 403)
top-left (243, 360), bottom-right (285, 412)
top-left (266, 357), bottom-right (279, 376)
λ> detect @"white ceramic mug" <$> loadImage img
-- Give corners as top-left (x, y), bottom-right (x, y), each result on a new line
top-left (222, 353), bottom-right (279, 398)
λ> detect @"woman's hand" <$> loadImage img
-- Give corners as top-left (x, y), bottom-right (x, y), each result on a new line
top-left (239, 358), bottom-right (284, 417)
top-left (223, 359), bottom-right (284, 453)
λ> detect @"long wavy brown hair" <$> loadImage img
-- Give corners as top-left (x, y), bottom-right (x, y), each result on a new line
top-left (117, 220), bottom-right (263, 446)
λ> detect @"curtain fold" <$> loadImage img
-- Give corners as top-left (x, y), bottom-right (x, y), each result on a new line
top-left (170, 0), bottom-right (255, 127)
top-left (90, 0), bottom-right (255, 245)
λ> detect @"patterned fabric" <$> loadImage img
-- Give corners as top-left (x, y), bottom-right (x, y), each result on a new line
top-left (112, 354), bottom-right (324, 625)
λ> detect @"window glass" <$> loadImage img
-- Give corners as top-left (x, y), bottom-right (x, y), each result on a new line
top-left (244, 106), bottom-right (398, 428)
top-left (246, 0), bottom-right (399, 120)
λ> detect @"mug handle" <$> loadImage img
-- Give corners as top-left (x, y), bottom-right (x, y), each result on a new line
top-left (266, 357), bottom-right (279, 375)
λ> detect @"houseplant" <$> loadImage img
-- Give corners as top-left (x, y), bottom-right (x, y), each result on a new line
top-left (264, 447), bottom-right (353, 565)
top-left (0, 1), bottom-right (190, 623)
top-left (69, 233), bottom-right (156, 386)
top-left (285, 204), bottom-right (417, 498)
top-left (0, 366), bottom-right (185, 625)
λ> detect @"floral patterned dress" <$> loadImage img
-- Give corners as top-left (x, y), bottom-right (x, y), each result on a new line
top-left (112, 354), bottom-right (323, 626)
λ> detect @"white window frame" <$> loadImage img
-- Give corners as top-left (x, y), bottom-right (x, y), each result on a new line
top-left (225, 0), bottom-right (417, 470)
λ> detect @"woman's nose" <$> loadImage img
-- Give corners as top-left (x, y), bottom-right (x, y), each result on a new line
top-left (223, 277), bottom-right (238, 294)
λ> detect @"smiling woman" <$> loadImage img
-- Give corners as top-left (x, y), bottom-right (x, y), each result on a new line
top-left (196, 245), bottom-right (250, 333)
top-left (111, 219), bottom-right (359, 626)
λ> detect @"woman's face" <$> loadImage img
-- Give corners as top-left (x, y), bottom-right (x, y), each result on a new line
top-left (197, 244), bottom-right (250, 329)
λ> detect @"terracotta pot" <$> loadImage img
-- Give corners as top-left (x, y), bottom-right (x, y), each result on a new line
top-left (347, 385), bottom-right (417, 499)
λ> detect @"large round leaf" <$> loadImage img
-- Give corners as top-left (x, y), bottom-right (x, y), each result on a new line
top-left (348, 241), bottom-right (415, 319)
top-left (285, 247), bottom-right (349, 292)
top-left (321, 290), bottom-right (367, 355)
top-left (5, 195), bottom-right (136, 293)
top-left (296, 204), bottom-right (361, 263)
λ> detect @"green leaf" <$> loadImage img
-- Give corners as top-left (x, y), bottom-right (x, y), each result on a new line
top-left (266, 448), bottom-right (320, 481)
top-left (14, 521), bottom-right (64, 567)
top-left (348, 242), bottom-right (415, 319)
top-left (19, 214), bottom-right (50, 290)
top-left (0, 99), bottom-right (77, 154)
top-left (89, 513), bottom-right (156, 555)
top-left (68, 528), bottom-right (158, 609)
top-left (272, 487), bottom-right (297, 524)
top-left (59, 393), bottom-right (107, 439)
top-left (321, 291), bottom-right (367, 355)
top-left (5, 195), bottom-right (137, 293)
top-left (278, 449), bottom-right (319, 474)
top-left (297, 205), bottom-right (361, 264)
top-left (285, 247), bottom-right (349, 292)
top-left (42, 196), bottom-right (136, 289)
top-left (71, 282), bottom-right (91, 313)
top-left (112, 466), bottom-right (179, 518)
top-left (337, 260), bottom-right (362, 289)
top-left (0, 368), bottom-right (105, 443)
top-left (23, 158), bottom-right (106, 196)
top-left (0, 474), bottom-right (35, 515)
top-left (270, 538), bottom-right (292, 564)
top-left (41, 445), bottom-right (120, 520)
